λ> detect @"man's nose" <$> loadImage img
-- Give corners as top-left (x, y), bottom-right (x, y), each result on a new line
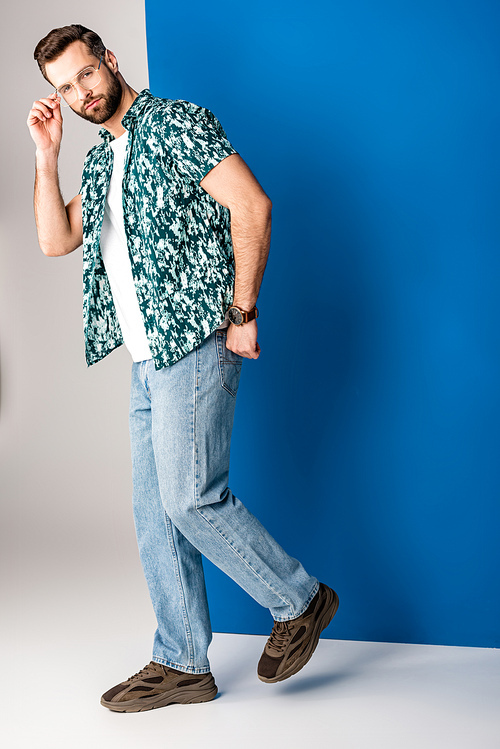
top-left (75, 83), bottom-right (92, 100)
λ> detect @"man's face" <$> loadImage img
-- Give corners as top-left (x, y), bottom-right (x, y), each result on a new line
top-left (45, 40), bottom-right (122, 125)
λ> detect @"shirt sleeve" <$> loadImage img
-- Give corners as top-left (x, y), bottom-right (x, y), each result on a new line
top-left (163, 100), bottom-right (238, 185)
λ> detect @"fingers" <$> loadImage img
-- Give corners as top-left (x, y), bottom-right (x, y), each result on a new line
top-left (225, 319), bottom-right (260, 359)
top-left (229, 347), bottom-right (259, 359)
top-left (245, 342), bottom-right (260, 359)
top-left (27, 94), bottom-right (62, 125)
top-left (244, 345), bottom-right (260, 359)
top-left (226, 337), bottom-right (261, 359)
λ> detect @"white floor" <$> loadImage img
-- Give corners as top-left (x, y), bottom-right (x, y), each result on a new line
top-left (2, 624), bottom-right (499, 749)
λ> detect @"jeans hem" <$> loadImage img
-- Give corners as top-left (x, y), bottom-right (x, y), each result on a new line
top-left (272, 580), bottom-right (320, 622)
top-left (152, 656), bottom-right (211, 675)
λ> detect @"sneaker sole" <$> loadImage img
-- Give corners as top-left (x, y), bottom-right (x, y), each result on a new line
top-left (258, 585), bottom-right (339, 684)
top-left (100, 675), bottom-right (218, 713)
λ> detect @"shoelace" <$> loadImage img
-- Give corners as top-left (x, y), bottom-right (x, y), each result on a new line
top-left (267, 620), bottom-right (293, 653)
top-left (126, 662), bottom-right (160, 682)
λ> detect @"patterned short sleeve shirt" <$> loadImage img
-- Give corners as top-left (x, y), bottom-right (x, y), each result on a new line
top-left (79, 88), bottom-right (237, 370)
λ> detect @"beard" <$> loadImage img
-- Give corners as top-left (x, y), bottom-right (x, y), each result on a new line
top-left (72, 71), bottom-right (123, 125)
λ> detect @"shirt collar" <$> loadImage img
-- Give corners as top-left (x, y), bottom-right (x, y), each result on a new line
top-left (98, 88), bottom-right (154, 143)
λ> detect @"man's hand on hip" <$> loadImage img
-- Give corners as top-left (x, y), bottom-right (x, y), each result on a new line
top-left (226, 319), bottom-right (260, 359)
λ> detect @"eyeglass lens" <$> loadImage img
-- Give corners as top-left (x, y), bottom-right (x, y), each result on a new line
top-left (56, 67), bottom-right (101, 105)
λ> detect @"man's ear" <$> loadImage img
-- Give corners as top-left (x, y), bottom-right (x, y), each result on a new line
top-left (104, 48), bottom-right (119, 74)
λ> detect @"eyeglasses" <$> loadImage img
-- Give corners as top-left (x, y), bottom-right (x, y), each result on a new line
top-left (55, 54), bottom-right (103, 107)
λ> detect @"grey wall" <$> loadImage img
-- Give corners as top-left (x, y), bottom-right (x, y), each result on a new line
top-left (0, 3), bottom-right (150, 620)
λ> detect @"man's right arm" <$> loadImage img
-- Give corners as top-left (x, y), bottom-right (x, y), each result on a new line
top-left (28, 93), bottom-right (83, 257)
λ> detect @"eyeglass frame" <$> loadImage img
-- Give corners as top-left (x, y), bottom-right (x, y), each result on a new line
top-left (54, 53), bottom-right (104, 107)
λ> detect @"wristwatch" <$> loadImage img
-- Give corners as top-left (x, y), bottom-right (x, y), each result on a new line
top-left (227, 305), bottom-right (259, 326)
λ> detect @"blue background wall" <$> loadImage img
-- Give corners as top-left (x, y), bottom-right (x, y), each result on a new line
top-left (145, 0), bottom-right (500, 648)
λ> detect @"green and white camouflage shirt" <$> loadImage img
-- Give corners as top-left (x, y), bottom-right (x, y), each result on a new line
top-left (79, 88), bottom-right (237, 370)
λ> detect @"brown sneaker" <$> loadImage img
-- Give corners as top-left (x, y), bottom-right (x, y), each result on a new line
top-left (257, 583), bottom-right (339, 683)
top-left (100, 661), bottom-right (218, 712)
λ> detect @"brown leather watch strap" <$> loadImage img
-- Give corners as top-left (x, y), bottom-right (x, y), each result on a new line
top-left (228, 305), bottom-right (259, 325)
top-left (241, 306), bottom-right (258, 323)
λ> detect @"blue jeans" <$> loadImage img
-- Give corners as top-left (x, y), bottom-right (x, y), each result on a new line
top-left (129, 328), bottom-right (318, 674)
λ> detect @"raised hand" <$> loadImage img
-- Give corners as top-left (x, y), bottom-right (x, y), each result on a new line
top-left (27, 92), bottom-right (63, 154)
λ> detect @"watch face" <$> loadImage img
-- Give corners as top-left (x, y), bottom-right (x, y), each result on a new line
top-left (228, 307), bottom-right (243, 325)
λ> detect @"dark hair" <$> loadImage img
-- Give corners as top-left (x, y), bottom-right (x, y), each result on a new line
top-left (34, 24), bottom-right (106, 83)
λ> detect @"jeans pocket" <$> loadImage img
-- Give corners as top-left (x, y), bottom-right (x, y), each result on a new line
top-left (215, 329), bottom-right (243, 397)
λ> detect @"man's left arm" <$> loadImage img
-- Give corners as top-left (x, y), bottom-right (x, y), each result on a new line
top-left (199, 153), bottom-right (272, 359)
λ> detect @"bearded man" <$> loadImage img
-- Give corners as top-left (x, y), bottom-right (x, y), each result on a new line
top-left (27, 24), bottom-right (338, 713)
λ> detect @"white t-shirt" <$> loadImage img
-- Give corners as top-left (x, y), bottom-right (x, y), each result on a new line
top-left (100, 131), bottom-right (153, 362)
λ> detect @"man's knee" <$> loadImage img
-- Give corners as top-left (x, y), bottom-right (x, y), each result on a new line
top-left (161, 482), bottom-right (231, 531)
